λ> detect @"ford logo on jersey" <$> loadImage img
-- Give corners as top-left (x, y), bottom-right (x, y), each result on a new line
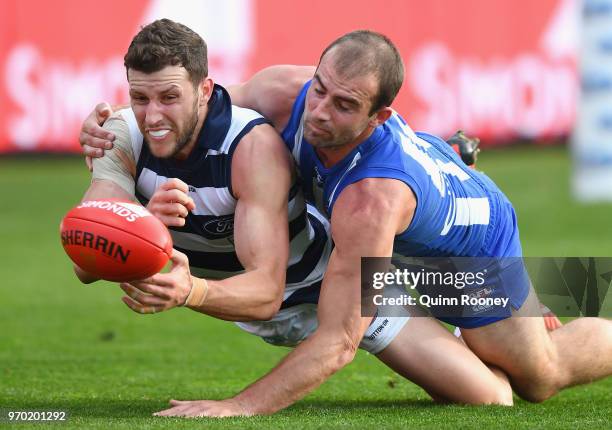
top-left (203, 215), bottom-right (234, 237)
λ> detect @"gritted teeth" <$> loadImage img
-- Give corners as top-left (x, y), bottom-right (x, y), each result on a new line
top-left (149, 129), bottom-right (170, 138)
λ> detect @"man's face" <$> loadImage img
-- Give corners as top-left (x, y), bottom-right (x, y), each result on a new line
top-left (128, 65), bottom-right (204, 159)
top-left (303, 53), bottom-right (380, 149)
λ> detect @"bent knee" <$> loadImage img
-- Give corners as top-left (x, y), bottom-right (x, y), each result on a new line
top-left (512, 360), bottom-right (563, 403)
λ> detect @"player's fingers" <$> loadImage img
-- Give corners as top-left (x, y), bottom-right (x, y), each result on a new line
top-left (156, 202), bottom-right (189, 218)
top-left (120, 282), bottom-right (155, 301)
top-left (122, 281), bottom-right (172, 300)
top-left (121, 295), bottom-right (164, 314)
top-left (79, 132), bottom-right (113, 151)
top-left (154, 406), bottom-right (187, 417)
top-left (170, 399), bottom-right (188, 405)
top-left (86, 156), bottom-right (93, 172)
top-left (157, 214), bottom-right (186, 228)
top-left (81, 116), bottom-right (115, 140)
top-left (95, 102), bottom-right (113, 123)
top-left (120, 283), bottom-right (160, 304)
top-left (160, 178), bottom-right (189, 193)
top-left (170, 248), bottom-right (189, 266)
top-left (162, 189), bottom-right (195, 209)
top-left (81, 145), bottom-right (104, 160)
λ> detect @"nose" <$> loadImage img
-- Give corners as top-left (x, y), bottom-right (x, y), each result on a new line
top-left (144, 101), bottom-right (164, 127)
top-left (310, 97), bottom-right (331, 123)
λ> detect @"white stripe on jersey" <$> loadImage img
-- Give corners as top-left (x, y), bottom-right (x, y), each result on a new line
top-left (220, 106), bottom-right (264, 153)
top-left (328, 153), bottom-right (361, 206)
top-left (136, 167), bottom-right (168, 198)
top-left (454, 197), bottom-right (490, 226)
top-left (292, 114), bottom-right (305, 164)
top-left (190, 187), bottom-right (236, 216)
top-left (137, 168), bottom-right (239, 218)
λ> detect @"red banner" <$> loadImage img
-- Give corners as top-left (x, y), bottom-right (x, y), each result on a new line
top-left (0, 0), bottom-right (577, 153)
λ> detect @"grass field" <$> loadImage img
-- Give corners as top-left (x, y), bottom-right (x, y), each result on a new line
top-left (1, 146), bottom-right (611, 429)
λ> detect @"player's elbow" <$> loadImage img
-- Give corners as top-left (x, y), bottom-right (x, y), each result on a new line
top-left (321, 331), bottom-right (360, 371)
top-left (262, 269), bottom-right (286, 320)
top-left (251, 298), bottom-right (283, 321)
top-left (338, 337), bottom-right (359, 368)
top-left (247, 272), bottom-right (284, 320)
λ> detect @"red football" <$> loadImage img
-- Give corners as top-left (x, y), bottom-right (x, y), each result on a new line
top-left (60, 199), bottom-right (173, 282)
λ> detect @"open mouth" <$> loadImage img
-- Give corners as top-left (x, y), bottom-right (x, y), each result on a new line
top-left (148, 129), bottom-right (171, 139)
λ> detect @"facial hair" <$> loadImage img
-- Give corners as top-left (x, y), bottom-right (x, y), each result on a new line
top-left (169, 95), bottom-right (200, 159)
top-left (144, 94), bottom-right (201, 159)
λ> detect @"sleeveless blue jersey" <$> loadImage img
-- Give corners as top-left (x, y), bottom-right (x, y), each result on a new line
top-left (119, 84), bottom-right (331, 309)
top-left (282, 81), bottom-right (522, 258)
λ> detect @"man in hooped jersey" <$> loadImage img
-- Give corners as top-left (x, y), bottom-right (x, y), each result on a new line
top-left (76, 20), bottom-right (520, 417)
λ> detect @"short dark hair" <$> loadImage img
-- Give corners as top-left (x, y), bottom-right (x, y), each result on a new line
top-left (320, 30), bottom-right (404, 114)
top-left (124, 18), bottom-right (207, 86)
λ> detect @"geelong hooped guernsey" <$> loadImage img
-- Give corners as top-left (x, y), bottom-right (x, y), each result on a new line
top-left (119, 84), bottom-right (331, 306)
top-left (281, 81), bottom-right (522, 258)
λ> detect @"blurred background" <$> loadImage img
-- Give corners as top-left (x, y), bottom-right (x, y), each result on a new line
top-left (1, 0), bottom-right (611, 200)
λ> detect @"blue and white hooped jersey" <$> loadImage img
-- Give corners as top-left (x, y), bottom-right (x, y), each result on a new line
top-left (119, 85), bottom-right (331, 306)
top-left (281, 81), bottom-right (522, 258)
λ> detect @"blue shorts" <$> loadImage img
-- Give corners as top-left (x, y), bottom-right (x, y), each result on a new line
top-left (440, 198), bottom-right (529, 329)
top-left (412, 198), bottom-right (530, 329)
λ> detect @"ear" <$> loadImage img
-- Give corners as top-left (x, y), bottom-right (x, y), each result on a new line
top-left (369, 107), bottom-right (393, 128)
top-left (198, 77), bottom-right (215, 106)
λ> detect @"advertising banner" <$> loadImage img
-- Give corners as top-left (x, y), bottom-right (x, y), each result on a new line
top-left (0, 0), bottom-right (577, 153)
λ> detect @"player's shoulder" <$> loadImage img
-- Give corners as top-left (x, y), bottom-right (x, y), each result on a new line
top-left (251, 65), bottom-right (314, 96)
top-left (230, 104), bottom-right (266, 123)
top-left (233, 119), bottom-right (289, 165)
top-left (234, 65), bottom-right (314, 130)
top-left (331, 178), bottom-right (415, 235)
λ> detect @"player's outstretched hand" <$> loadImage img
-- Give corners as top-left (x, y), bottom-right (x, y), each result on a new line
top-left (119, 249), bottom-right (193, 314)
top-left (154, 398), bottom-right (249, 418)
top-left (147, 178), bottom-right (196, 227)
top-left (79, 102), bottom-right (116, 171)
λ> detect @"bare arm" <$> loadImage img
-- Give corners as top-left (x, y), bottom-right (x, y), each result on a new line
top-left (155, 179), bottom-right (415, 417)
top-left (190, 124), bottom-right (292, 320)
top-left (227, 65), bottom-right (315, 131)
top-left (231, 179), bottom-right (413, 414)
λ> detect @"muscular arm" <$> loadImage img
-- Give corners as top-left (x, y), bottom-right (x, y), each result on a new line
top-left (230, 178), bottom-right (415, 414)
top-left (227, 65), bottom-right (315, 131)
top-left (181, 124), bottom-right (293, 321)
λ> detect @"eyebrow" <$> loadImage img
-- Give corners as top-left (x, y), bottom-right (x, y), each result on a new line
top-left (313, 74), bottom-right (360, 107)
top-left (129, 83), bottom-right (182, 94)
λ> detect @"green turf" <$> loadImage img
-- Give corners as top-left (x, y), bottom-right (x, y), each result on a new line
top-left (1, 148), bottom-right (611, 429)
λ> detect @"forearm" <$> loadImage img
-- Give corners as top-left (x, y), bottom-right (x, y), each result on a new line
top-left (233, 330), bottom-right (356, 415)
top-left (231, 265), bottom-right (367, 415)
top-left (188, 269), bottom-right (284, 321)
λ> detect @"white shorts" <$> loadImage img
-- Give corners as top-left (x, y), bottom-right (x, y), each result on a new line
top-left (235, 300), bottom-right (410, 355)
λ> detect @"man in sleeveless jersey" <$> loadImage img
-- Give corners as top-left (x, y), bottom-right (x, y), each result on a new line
top-left (147, 31), bottom-right (611, 415)
top-left (220, 31), bottom-right (612, 413)
top-left (75, 20), bottom-right (522, 417)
